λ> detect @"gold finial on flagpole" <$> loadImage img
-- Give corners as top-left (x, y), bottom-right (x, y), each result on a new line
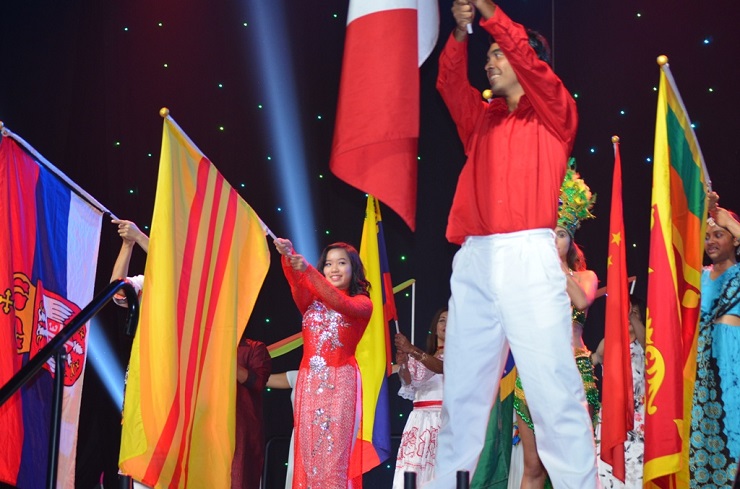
top-left (657, 55), bottom-right (668, 66)
top-left (611, 135), bottom-right (620, 144)
top-left (482, 89), bottom-right (492, 101)
top-left (159, 107), bottom-right (170, 118)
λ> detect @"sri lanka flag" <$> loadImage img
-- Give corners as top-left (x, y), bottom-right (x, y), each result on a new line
top-left (118, 113), bottom-right (270, 488)
top-left (352, 195), bottom-right (395, 478)
top-left (0, 134), bottom-right (103, 488)
top-left (643, 58), bottom-right (708, 488)
top-left (330, 0), bottom-right (439, 230)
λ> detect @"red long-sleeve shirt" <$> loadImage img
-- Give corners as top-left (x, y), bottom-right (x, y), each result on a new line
top-left (436, 7), bottom-right (578, 244)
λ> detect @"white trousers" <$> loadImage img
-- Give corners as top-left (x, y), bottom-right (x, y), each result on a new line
top-left (426, 230), bottom-right (599, 489)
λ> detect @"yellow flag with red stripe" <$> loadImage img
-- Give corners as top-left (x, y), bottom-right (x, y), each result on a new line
top-left (119, 113), bottom-right (270, 488)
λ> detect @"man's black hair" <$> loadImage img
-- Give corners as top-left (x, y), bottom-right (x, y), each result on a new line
top-left (527, 29), bottom-right (552, 67)
top-left (489, 29), bottom-right (552, 67)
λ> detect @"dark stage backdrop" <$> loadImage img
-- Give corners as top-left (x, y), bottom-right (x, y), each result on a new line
top-left (1, 0), bottom-right (738, 487)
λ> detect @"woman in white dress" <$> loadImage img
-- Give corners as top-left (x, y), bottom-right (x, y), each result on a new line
top-left (391, 309), bottom-right (447, 488)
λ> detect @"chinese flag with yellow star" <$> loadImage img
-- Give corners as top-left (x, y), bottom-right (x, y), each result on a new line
top-left (600, 137), bottom-right (634, 482)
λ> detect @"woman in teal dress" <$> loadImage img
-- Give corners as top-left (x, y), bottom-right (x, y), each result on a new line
top-left (690, 199), bottom-right (740, 488)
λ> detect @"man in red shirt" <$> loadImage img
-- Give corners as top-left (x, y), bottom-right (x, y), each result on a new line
top-left (428, 1), bottom-right (599, 487)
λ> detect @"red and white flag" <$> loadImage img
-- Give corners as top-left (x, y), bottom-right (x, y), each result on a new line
top-left (330, 0), bottom-right (438, 231)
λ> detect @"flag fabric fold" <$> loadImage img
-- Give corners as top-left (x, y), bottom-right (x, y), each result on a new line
top-left (0, 135), bottom-right (102, 489)
top-left (643, 61), bottom-right (708, 488)
top-left (330, 0), bottom-right (439, 231)
top-left (599, 138), bottom-right (634, 482)
top-left (352, 195), bottom-right (394, 477)
top-left (471, 352), bottom-right (516, 489)
top-left (118, 115), bottom-right (270, 488)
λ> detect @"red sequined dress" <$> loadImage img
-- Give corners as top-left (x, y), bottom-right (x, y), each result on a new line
top-left (282, 257), bottom-right (372, 489)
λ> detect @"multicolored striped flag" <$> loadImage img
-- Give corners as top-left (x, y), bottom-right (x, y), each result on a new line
top-left (329, 0), bottom-right (439, 231)
top-left (351, 195), bottom-right (394, 477)
top-left (0, 134), bottom-right (103, 488)
top-left (118, 112), bottom-right (270, 488)
top-left (600, 137), bottom-right (634, 482)
top-left (643, 57), bottom-right (709, 488)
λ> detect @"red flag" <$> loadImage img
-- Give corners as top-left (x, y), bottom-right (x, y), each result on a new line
top-left (330, 0), bottom-right (439, 231)
top-left (600, 137), bottom-right (635, 482)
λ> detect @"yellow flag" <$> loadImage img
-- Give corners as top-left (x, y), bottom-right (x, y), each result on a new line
top-left (119, 115), bottom-right (270, 488)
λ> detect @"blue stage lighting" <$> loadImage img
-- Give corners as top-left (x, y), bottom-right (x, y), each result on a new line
top-left (243, 1), bottom-right (319, 261)
top-left (88, 318), bottom-right (125, 409)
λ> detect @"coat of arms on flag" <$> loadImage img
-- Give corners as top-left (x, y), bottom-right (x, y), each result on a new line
top-left (1, 133), bottom-right (104, 489)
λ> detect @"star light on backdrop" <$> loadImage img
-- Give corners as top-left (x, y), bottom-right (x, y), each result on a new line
top-left (0, 0), bottom-right (738, 487)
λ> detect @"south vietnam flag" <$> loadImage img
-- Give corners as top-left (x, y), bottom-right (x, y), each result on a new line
top-left (330, 0), bottom-right (439, 231)
top-left (643, 58), bottom-right (708, 489)
top-left (119, 112), bottom-right (270, 488)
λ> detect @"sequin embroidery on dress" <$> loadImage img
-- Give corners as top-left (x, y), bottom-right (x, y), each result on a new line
top-left (306, 301), bottom-right (345, 393)
top-left (296, 300), bottom-right (358, 489)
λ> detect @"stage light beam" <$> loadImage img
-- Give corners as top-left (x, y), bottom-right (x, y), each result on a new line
top-left (241, 1), bottom-right (319, 261)
top-left (87, 318), bottom-right (125, 409)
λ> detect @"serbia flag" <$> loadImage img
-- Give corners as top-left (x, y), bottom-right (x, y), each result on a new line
top-left (0, 135), bottom-right (103, 489)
